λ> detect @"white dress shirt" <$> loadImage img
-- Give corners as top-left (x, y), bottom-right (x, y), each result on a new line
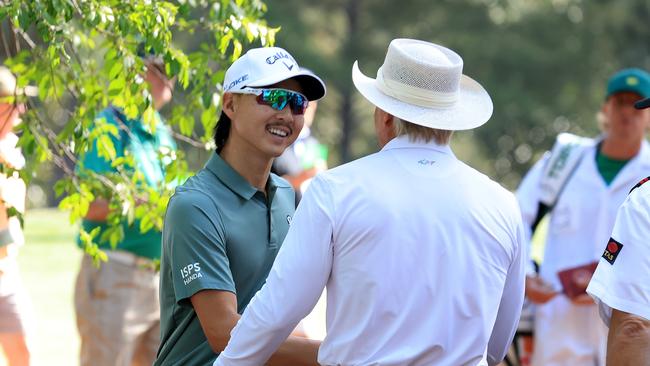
top-left (215, 135), bottom-right (526, 366)
top-left (588, 179), bottom-right (650, 324)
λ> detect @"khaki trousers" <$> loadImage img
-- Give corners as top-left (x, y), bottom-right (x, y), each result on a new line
top-left (74, 253), bottom-right (160, 366)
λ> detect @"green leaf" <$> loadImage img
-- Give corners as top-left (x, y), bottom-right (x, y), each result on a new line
top-left (96, 135), bottom-right (117, 161)
top-left (232, 40), bottom-right (243, 61)
top-left (143, 106), bottom-right (156, 132)
top-left (108, 78), bottom-right (126, 97)
top-left (219, 33), bottom-right (233, 54)
top-left (109, 60), bottom-right (123, 80)
top-left (179, 114), bottom-right (194, 136)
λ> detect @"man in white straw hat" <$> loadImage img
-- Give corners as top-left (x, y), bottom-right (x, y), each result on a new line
top-left (214, 38), bottom-right (526, 366)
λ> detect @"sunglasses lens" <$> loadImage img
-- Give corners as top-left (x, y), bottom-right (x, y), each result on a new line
top-left (290, 93), bottom-right (308, 115)
top-left (257, 89), bottom-right (308, 115)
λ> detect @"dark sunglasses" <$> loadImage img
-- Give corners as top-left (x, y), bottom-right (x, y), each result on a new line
top-left (240, 88), bottom-right (308, 115)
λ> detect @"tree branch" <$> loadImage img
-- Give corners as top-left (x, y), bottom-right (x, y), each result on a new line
top-left (0, 21), bottom-right (12, 58)
top-left (170, 130), bottom-right (207, 148)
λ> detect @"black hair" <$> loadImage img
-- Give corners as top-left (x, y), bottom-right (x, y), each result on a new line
top-left (214, 111), bottom-right (231, 153)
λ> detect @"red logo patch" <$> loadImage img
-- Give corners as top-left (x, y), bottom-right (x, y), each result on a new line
top-left (607, 241), bottom-right (619, 253)
top-left (602, 238), bottom-right (623, 265)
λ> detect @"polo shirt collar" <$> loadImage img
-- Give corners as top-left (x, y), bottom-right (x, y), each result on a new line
top-left (206, 153), bottom-right (280, 201)
top-left (381, 134), bottom-right (455, 156)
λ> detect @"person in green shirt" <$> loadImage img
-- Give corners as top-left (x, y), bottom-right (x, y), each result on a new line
top-left (155, 46), bottom-right (325, 366)
top-left (74, 50), bottom-right (177, 366)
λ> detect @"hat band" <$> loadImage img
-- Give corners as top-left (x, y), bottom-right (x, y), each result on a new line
top-left (376, 67), bottom-right (458, 108)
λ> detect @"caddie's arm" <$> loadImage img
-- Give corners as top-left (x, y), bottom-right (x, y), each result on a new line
top-left (191, 290), bottom-right (319, 366)
top-left (85, 198), bottom-right (110, 221)
top-left (606, 309), bottom-right (650, 365)
top-left (525, 275), bottom-right (558, 304)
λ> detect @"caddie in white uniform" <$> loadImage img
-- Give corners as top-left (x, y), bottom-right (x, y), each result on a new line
top-left (586, 96), bottom-right (650, 366)
top-left (215, 38), bottom-right (526, 366)
top-left (517, 69), bottom-right (650, 366)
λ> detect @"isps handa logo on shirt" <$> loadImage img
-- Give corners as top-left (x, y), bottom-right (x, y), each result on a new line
top-left (180, 262), bottom-right (203, 285)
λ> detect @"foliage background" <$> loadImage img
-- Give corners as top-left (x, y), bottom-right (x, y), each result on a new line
top-left (1, 0), bottom-right (280, 260)
top-left (0, 0), bottom-right (648, 364)
top-left (263, 0), bottom-right (650, 189)
top-left (2, 0), bottom-right (649, 214)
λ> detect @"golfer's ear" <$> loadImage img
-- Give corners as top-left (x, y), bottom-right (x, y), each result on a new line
top-left (222, 93), bottom-right (237, 118)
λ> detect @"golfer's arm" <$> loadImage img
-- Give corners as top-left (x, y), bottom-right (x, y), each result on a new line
top-left (192, 290), bottom-right (320, 366)
top-left (607, 309), bottom-right (650, 366)
top-left (191, 289), bottom-right (241, 353)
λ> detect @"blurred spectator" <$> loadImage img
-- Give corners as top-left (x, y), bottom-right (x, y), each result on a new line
top-left (517, 68), bottom-right (650, 366)
top-left (73, 49), bottom-right (177, 366)
top-left (0, 65), bottom-right (36, 366)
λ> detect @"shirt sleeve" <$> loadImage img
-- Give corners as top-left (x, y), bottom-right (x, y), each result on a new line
top-left (487, 203), bottom-right (527, 365)
top-left (215, 175), bottom-right (334, 366)
top-left (587, 187), bottom-right (650, 324)
top-left (515, 153), bottom-right (549, 275)
top-left (163, 190), bottom-right (235, 304)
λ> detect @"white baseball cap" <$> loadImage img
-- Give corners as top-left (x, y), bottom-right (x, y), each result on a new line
top-left (223, 46), bottom-right (326, 101)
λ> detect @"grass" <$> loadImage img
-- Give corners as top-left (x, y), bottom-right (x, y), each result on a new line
top-left (10, 208), bottom-right (81, 366)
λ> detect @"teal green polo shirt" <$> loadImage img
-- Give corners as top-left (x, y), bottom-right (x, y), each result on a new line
top-left (155, 153), bottom-right (295, 366)
top-left (76, 107), bottom-right (177, 259)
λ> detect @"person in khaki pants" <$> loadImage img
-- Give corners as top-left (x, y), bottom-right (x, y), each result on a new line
top-left (73, 48), bottom-right (177, 366)
top-left (0, 65), bottom-right (36, 366)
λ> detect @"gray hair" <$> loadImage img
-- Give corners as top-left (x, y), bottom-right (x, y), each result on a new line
top-left (393, 117), bottom-right (453, 145)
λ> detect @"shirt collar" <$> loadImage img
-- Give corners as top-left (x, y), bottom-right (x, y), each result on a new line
top-left (381, 134), bottom-right (455, 156)
top-left (205, 153), bottom-right (285, 201)
top-left (206, 153), bottom-right (258, 200)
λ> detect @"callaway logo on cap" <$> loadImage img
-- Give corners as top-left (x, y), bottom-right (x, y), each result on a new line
top-left (222, 46), bottom-right (326, 101)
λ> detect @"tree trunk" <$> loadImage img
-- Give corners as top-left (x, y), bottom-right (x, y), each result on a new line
top-left (339, 0), bottom-right (360, 163)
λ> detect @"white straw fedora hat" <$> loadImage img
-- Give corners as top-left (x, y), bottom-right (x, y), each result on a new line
top-left (352, 39), bottom-right (493, 130)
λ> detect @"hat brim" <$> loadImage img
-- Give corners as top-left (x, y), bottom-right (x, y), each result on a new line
top-left (635, 97), bottom-right (650, 109)
top-left (352, 61), bottom-right (493, 130)
top-left (247, 69), bottom-right (326, 101)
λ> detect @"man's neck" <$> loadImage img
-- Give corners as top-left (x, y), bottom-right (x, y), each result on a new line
top-left (600, 135), bottom-right (643, 160)
top-left (219, 143), bottom-right (272, 192)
